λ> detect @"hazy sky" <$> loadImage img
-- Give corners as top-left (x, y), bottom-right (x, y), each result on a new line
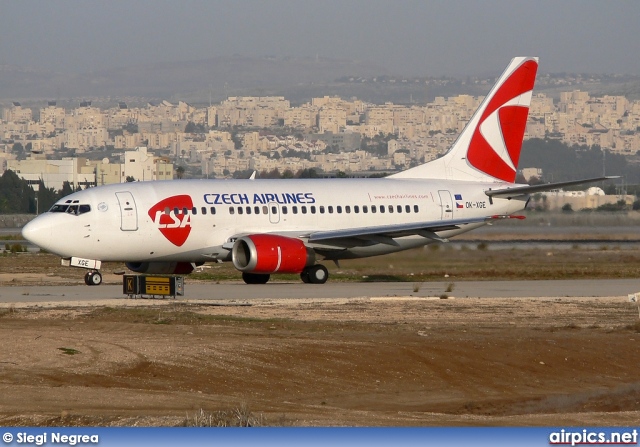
top-left (1, 0), bottom-right (639, 76)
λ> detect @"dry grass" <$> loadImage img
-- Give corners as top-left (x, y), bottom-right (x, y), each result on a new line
top-left (2, 226), bottom-right (640, 283)
top-left (625, 321), bottom-right (640, 332)
top-left (183, 406), bottom-right (264, 427)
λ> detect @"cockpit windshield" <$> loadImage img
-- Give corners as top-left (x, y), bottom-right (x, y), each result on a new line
top-left (49, 200), bottom-right (91, 215)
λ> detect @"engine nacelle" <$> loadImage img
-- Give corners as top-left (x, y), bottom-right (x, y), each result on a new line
top-left (232, 234), bottom-right (315, 274)
top-left (125, 261), bottom-right (195, 275)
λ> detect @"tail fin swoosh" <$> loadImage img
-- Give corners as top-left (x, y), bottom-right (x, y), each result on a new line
top-left (391, 57), bottom-right (539, 182)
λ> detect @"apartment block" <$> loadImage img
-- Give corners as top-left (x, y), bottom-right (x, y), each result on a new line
top-left (2, 102), bottom-right (32, 123)
top-left (93, 151), bottom-right (173, 186)
top-left (284, 106), bottom-right (318, 129)
top-left (39, 102), bottom-right (66, 130)
top-left (318, 108), bottom-right (347, 133)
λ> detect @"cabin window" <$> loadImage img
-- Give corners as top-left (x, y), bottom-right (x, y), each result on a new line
top-left (328, 206), bottom-right (333, 214)
top-left (345, 206), bottom-right (351, 214)
top-left (201, 207), bottom-right (207, 215)
top-left (292, 206), bottom-right (298, 214)
top-left (301, 206), bottom-right (307, 214)
top-left (414, 205), bottom-right (419, 213)
top-left (311, 206), bottom-right (316, 214)
top-left (271, 206), bottom-right (277, 214)
top-left (388, 205), bottom-right (394, 213)
top-left (210, 207), bottom-right (217, 215)
top-left (405, 205), bottom-right (411, 213)
top-left (237, 207), bottom-right (243, 215)
top-left (164, 207), bottom-right (171, 215)
top-left (337, 206), bottom-right (342, 214)
top-left (245, 206), bottom-right (251, 215)
top-left (319, 206), bottom-right (325, 214)
top-left (229, 207), bottom-right (235, 215)
top-left (262, 206), bottom-right (268, 214)
top-left (254, 206), bottom-right (260, 214)
top-left (379, 205), bottom-right (385, 213)
top-left (397, 205), bottom-right (402, 213)
top-left (371, 205), bottom-right (376, 214)
top-left (282, 206), bottom-right (288, 215)
top-left (354, 205), bottom-right (359, 213)
top-left (174, 207), bottom-right (180, 215)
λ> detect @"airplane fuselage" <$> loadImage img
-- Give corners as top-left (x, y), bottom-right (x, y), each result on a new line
top-left (23, 177), bottom-right (526, 263)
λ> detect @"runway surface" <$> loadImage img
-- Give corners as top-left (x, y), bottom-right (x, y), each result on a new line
top-left (0, 279), bottom-right (638, 303)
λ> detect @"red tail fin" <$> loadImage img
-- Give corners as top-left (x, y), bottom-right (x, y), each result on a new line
top-left (466, 59), bottom-right (538, 182)
top-left (391, 57), bottom-right (538, 183)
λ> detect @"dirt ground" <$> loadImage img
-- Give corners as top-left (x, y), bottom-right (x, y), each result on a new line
top-left (1, 294), bottom-right (640, 427)
top-left (2, 224), bottom-right (640, 427)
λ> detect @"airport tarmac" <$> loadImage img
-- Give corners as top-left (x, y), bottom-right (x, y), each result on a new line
top-left (0, 278), bottom-right (638, 305)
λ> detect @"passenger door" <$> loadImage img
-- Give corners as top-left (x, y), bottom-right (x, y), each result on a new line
top-left (115, 191), bottom-right (138, 231)
top-left (438, 190), bottom-right (454, 220)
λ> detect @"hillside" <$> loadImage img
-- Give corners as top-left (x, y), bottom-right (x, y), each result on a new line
top-left (3, 57), bottom-right (640, 106)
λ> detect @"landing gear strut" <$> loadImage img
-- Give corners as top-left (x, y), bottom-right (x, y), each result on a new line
top-left (300, 264), bottom-right (328, 284)
top-left (84, 270), bottom-right (102, 286)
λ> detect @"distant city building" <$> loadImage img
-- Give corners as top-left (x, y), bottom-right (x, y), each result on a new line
top-left (541, 187), bottom-right (634, 211)
top-left (306, 131), bottom-right (361, 152)
top-left (7, 156), bottom-right (95, 191)
top-left (2, 79), bottom-right (640, 182)
top-left (520, 167), bottom-right (543, 181)
top-left (4, 147), bottom-right (173, 190)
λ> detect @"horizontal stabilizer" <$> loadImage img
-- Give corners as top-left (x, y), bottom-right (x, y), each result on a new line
top-left (485, 176), bottom-right (620, 199)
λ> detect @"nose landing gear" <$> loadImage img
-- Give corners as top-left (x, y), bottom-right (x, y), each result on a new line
top-left (84, 270), bottom-right (103, 286)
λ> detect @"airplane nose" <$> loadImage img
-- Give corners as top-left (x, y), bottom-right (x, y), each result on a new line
top-left (21, 216), bottom-right (53, 249)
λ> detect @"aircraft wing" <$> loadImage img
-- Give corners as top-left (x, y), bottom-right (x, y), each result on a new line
top-left (301, 215), bottom-right (513, 248)
top-left (485, 176), bottom-right (619, 199)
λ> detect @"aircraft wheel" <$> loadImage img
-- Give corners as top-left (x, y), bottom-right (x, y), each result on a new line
top-left (242, 272), bottom-right (270, 284)
top-left (85, 271), bottom-right (102, 286)
top-left (300, 269), bottom-right (311, 284)
top-left (307, 265), bottom-right (328, 284)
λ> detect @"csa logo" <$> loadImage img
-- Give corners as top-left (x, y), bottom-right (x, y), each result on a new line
top-left (467, 59), bottom-right (537, 183)
top-left (148, 195), bottom-right (193, 246)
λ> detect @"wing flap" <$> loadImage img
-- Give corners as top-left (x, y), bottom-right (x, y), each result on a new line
top-left (307, 216), bottom-right (497, 247)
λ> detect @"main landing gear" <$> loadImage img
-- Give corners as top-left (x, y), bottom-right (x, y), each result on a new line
top-left (84, 270), bottom-right (102, 286)
top-left (241, 264), bottom-right (329, 285)
top-left (300, 264), bottom-right (329, 284)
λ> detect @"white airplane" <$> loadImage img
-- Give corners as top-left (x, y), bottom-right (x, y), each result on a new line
top-left (21, 57), bottom-right (614, 286)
